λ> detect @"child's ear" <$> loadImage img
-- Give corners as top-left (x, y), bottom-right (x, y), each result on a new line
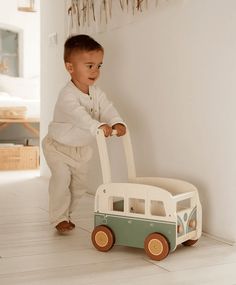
top-left (65, 62), bottom-right (73, 74)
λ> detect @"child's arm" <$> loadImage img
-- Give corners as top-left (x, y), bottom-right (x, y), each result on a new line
top-left (57, 91), bottom-right (105, 136)
top-left (98, 91), bottom-right (126, 136)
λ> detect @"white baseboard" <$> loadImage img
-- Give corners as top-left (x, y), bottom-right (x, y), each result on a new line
top-left (202, 232), bottom-right (236, 246)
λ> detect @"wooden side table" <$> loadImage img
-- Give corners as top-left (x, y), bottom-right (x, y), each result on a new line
top-left (0, 118), bottom-right (39, 136)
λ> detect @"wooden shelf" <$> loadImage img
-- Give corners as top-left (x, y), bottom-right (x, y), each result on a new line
top-left (0, 118), bottom-right (39, 136)
top-left (18, 7), bottom-right (36, 12)
top-left (0, 118), bottom-right (39, 123)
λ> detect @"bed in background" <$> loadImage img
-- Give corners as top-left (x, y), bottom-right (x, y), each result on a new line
top-left (0, 74), bottom-right (40, 119)
top-left (0, 73), bottom-right (40, 144)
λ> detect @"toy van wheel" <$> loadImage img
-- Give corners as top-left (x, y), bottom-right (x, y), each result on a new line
top-left (91, 225), bottom-right (115, 252)
top-left (144, 233), bottom-right (170, 261)
top-left (182, 239), bottom-right (198, 246)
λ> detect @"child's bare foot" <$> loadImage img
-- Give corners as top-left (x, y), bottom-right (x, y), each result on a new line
top-left (55, 221), bottom-right (73, 233)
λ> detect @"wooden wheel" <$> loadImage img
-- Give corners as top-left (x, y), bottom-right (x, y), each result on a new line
top-left (182, 239), bottom-right (198, 246)
top-left (91, 225), bottom-right (115, 252)
top-left (144, 233), bottom-right (169, 261)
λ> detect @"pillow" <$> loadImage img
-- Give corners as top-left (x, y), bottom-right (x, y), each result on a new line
top-left (0, 74), bottom-right (39, 100)
top-left (0, 91), bottom-right (11, 98)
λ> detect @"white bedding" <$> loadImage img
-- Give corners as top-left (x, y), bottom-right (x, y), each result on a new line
top-left (0, 75), bottom-right (40, 119)
top-left (0, 94), bottom-right (40, 119)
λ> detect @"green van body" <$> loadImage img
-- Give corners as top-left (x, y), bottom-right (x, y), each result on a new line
top-left (94, 212), bottom-right (177, 252)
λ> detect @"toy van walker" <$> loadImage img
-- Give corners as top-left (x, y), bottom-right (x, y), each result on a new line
top-left (91, 128), bottom-right (202, 261)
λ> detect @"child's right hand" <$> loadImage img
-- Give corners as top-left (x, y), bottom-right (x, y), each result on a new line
top-left (99, 124), bottom-right (113, 137)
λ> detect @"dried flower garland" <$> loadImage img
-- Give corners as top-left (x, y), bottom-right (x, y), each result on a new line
top-left (66, 0), bottom-right (164, 35)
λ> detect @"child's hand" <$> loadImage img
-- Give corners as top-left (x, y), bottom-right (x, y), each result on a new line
top-left (99, 124), bottom-right (113, 137)
top-left (112, 123), bottom-right (126, 137)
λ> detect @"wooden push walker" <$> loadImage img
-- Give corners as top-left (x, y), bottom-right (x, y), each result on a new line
top-left (91, 128), bottom-right (202, 261)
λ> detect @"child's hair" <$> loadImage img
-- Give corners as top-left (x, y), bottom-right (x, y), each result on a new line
top-left (64, 34), bottom-right (103, 62)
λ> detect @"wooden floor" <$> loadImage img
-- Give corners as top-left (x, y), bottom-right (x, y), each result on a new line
top-left (0, 170), bottom-right (236, 285)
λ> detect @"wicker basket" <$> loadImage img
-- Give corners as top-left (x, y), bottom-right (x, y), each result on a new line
top-left (0, 146), bottom-right (39, 170)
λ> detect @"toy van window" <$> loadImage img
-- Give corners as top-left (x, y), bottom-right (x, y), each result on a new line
top-left (177, 198), bottom-right (191, 212)
top-left (110, 196), bottom-right (124, 212)
top-left (150, 200), bottom-right (166, 217)
top-left (129, 198), bottom-right (145, 214)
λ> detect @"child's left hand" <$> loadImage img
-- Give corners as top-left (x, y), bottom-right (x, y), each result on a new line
top-left (112, 123), bottom-right (126, 137)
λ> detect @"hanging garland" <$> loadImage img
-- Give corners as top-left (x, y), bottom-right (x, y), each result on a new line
top-left (66, 0), bottom-right (166, 36)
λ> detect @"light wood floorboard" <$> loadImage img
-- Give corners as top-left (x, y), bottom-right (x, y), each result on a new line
top-left (0, 171), bottom-right (235, 285)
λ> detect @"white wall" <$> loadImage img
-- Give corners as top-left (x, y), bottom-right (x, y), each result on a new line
top-left (40, 0), bottom-right (236, 243)
top-left (40, 0), bottom-right (68, 176)
top-left (96, 0), bottom-right (236, 243)
top-left (0, 0), bottom-right (40, 77)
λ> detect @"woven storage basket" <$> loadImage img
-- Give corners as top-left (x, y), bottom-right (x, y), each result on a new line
top-left (0, 146), bottom-right (39, 170)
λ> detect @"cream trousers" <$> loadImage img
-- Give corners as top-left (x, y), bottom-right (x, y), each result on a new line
top-left (42, 136), bottom-right (93, 226)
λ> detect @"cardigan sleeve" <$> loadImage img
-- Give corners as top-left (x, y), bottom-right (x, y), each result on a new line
top-left (99, 91), bottom-right (125, 127)
top-left (57, 91), bottom-right (104, 136)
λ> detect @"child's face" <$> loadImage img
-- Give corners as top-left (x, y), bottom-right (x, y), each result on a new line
top-left (65, 49), bottom-right (103, 94)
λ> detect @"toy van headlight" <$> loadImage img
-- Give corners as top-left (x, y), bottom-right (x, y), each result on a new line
top-left (177, 224), bottom-right (184, 234)
top-left (177, 216), bottom-right (184, 236)
top-left (188, 219), bottom-right (196, 229)
top-left (187, 207), bottom-right (197, 233)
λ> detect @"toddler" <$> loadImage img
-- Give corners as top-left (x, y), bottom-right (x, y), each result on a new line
top-left (42, 34), bottom-right (126, 233)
